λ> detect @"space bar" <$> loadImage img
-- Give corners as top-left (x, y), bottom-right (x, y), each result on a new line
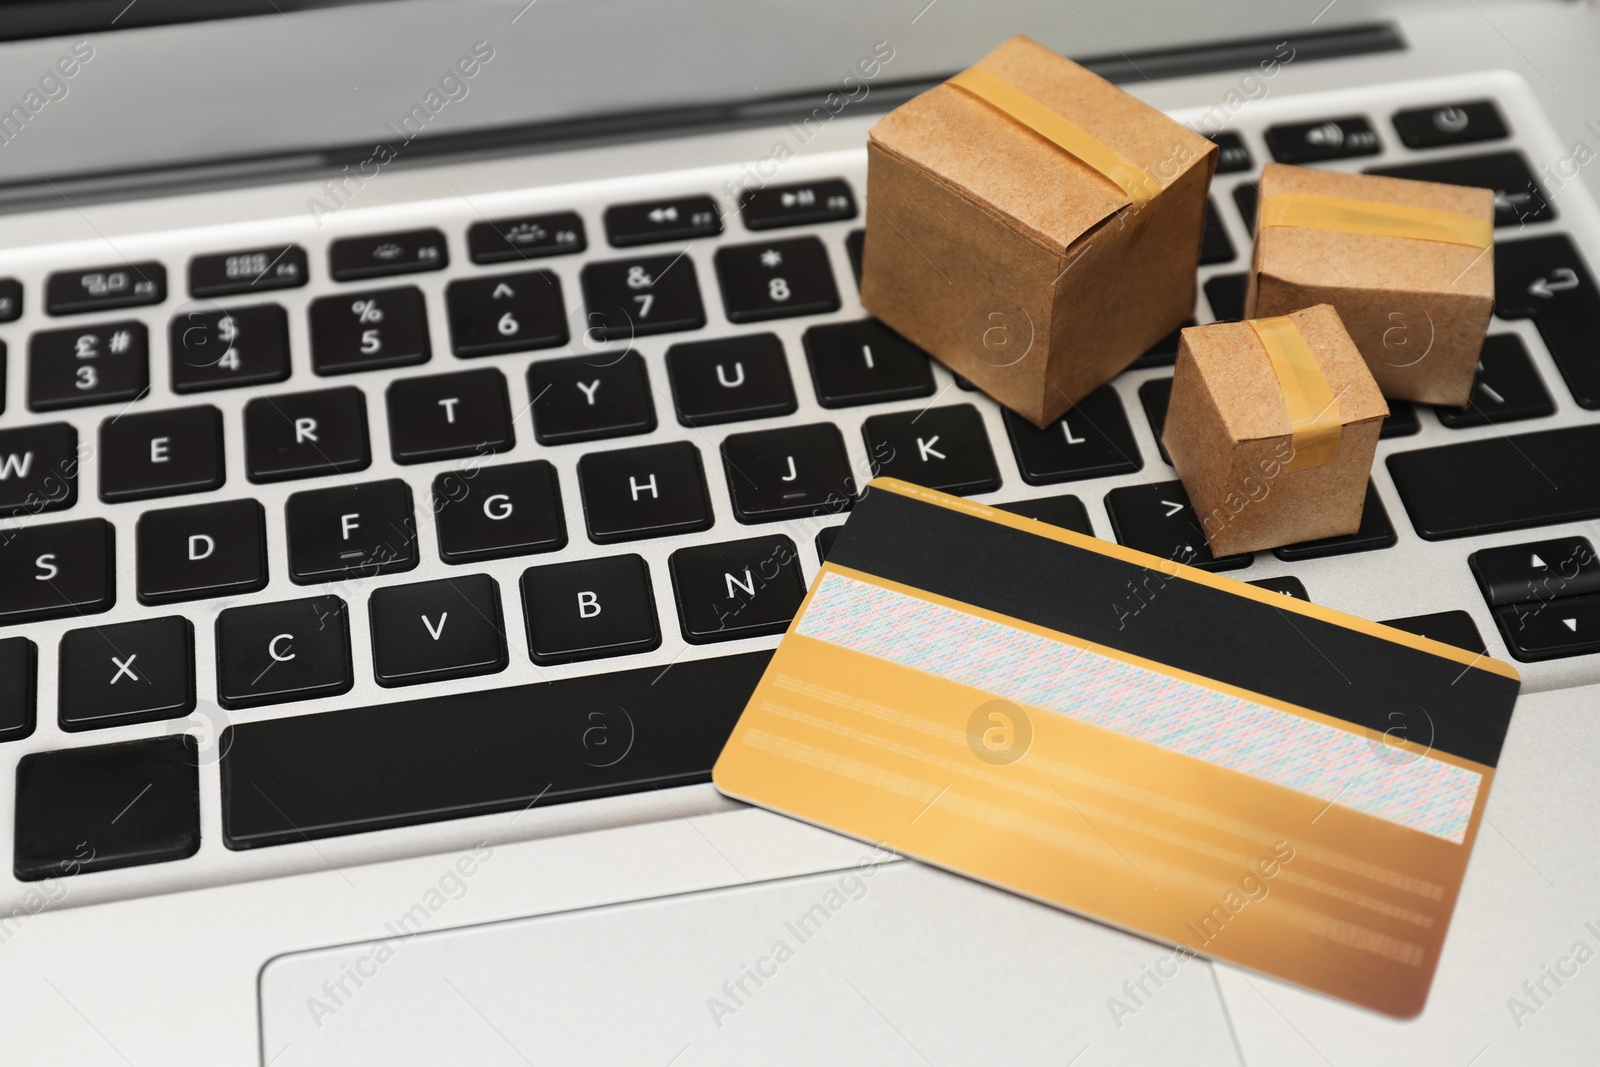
top-left (220, 651), bottom-right (771, 849)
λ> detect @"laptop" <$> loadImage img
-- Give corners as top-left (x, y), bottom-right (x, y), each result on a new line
top-left (1, 0), bottom-right (1598, 1062)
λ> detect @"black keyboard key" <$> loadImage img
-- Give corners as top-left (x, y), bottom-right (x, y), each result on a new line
top-left (386, 368), bottom-right (514, 464)
top-left (1435, 334), bottom-right (1553, 428)
top-left (666, 334), bottom-right (797, 426)
top-left (369, 574), bottom-right (508, 687)
top-left (215, 595), bottom-right (352, 708)
top-left (1470, 536), bottom-right (1600, 608)
top-left (188, 246), bottom-right (308, 297)
top-left (28, 321), bottom-right (149, 411)
top-left (1493, 235), bottom-right (1600, 408)
top-left (243, 386), bottom-right (370, 482)
top-left (136, 499), bottom-right (268, 605)
top-left (722, 424), bottom-right (856, 523)
top-left (14, 736), bottom-right (199, 880)
top-left (846, 229), bottom-right (865, 287)
top-left (45, 261), bottom-right (166, 315)
top-left (577, 441), bottom-right (713, 543)
top-left (1207, 132), bottom-right (1252, 173)
top-left (862, 405), bottom-right (1001, 496)
top-left (815, 526), bottom-right (843, 562)
top-left (604, 195), bottom-right (721, 247)
top-left (1203, 273), bottom-right (1247, 323)
top-left (1387, 425), bottom-right (1600, 540)
top-left (285, 479), bottom-right (418, 583)
top-left (328, 228), bottom-right (447, 281)
top-left (434, 460), bottom-right (566, 564)
top-left (1273, 483), bottom-right (1397, 560)
top-left (1368, 152), bottom-right (1553, 227)
top-left (170, 304), bottom-right (291, 392)
top-left (309, 287), bottom-right (430, 374)
top-left (57, 616), bottom-right (195, 731)
top-left (1129, 321), bottom-right (1191, 369)
top-left (1200, 198), bottom-right (1235, 265)
top-left (1138, 377), bottom-right (1174, 464)
top-left (1382, 401), bottom-right (1421, 438)
top-left (0, 518), bottom-right (115, 625)
top-left (1104, 481), bottom-right (1252, 572)
top-left (804, 319), bottom-right (936, 407)
top-left (99, 405), bottom-right (224, 503)
top-left (520, 554), bottom-right (659, 664)
top-left (1391, 101), bottom-right (1507, 149)
top-left (219, 651), bottom-right (767, 848)
top-left (994, 494), bottom-right (1093, 536)
top-left (526, 351), bottom-right (655, 444)
top-left (1233, 181), bottom-right (1260, 236)
top-left (0, 278), bottom-right (21, 321)
top-left (740, 179), bottom-right (857, 229)
top-left (466, 212), bottom-right (586, 264)
top-left (580, 255), bottom-right (706, 339)
top-left (1264, 116), bottom-right (1380, 164)
top-left (714, 236), bottom-right (841, 323)
top-left (1492, 594), bottom-right (1600, 662)
top-left (1380, 610), bottom-right (1487, 655)
top-left (446, 270), bottom-right (568, 356)
top-left (0, 423), bottom-right (77, 516)
top-left (1004, 385), bottom-right (1142, 485)
top-left (0, 636), bottom-right (34, 741)
top-left (670, 535), bottom-right (805, 643)
top-left (1249, 576), bottom-right (1310, 601)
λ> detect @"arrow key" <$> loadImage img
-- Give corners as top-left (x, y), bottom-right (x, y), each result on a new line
top-left (1104, 480), bottom-right (1252, 572)
top-left (1492, 593), bottom-right (1600, 662)
top-left (1469, 535), bottom-right (1600, 607)
top-left (446, 270), bottom-right (568, 357)
top-left (368, 574), bottom-right (508, 687)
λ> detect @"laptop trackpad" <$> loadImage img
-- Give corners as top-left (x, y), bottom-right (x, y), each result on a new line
top-left (260, 861), bottom-right (1240, 1065)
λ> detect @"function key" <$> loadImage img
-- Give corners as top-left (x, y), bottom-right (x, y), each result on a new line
top-left (309, 287), bottom-right (430, 374)
top-left (604, 195), bottom-right (721, 247)
top-left (188, 245), bottom-right (308, 297)
top-left (0, 278), bottom-right (21, 321)
top-left (170, 305), bottom-right (291, 393)
top-left (1206, 132), bottom-right (1252, 173)
top-left (666, 334), bottom-right (796, 427)
top-left (739, 179), bottom-right (857, 230)
top-left (861, 405), bottom-right (1001, 497)
top-left (580, 254), bottom-right (706, 340)
top-left (527, 350), bottom-right (655, 445)
top-left (669, 535), bottom-right (805, 643)
top-left (45, 261), bottom-right (166, 316)
top-left (285, 479), bottom-right (418, 584)
top-left (99, 405), bottom-right (225, 503)
top-left (1391, 101), bottom-right (1507, 149)
top-left (215, 595), bottom-right (352, 708)
top-left (28, 321), bottom-right (149, 412)
top-left (1003, 385), bottom-right (1143, 485)
top-left (1104, 481), bottom-right (1251, 573)
top-left (433, 459), bottom-right (566, 564)
top-left (1470, 536), bottom-right (1600, 608)
top-left (1434, 334), bottom-right (1553, 429)
top-left (58, 616), bottom-right (195, 731)
top-left (714, 237), bottom-right (840, 323)
top-left (328, 228), bottom-right (447, 281)
top-left (721, 424), bottom-right (856, 523)
top-left (446, 270), bottom-right (567, 357)
top-left (0, 423), bottom-right (78, 516)
top-left (136, 499), bottom-right (268, 605)
top-left (467, 212), bottom-right (586, 264)
top-left (803, 319), bottom-right (935, 407)
top-left (1264, 116), bottom-right (1380, 164)
top-left (243, 386), bottom-right (370, 483)
top-left (577, 441), bottom-right (713, 543)
top-left (0, 637), bottom-right (35, 742)
top-left (385, 368), bottom-right (514, 464)
top-left (520, 555), bottom-right (660, 665)
top-left (0, 518), bottom-right (115, 625)
top-left (1368, 152), bottom-right (1553, 227)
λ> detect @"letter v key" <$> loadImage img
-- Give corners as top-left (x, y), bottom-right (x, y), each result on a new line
top-left (422, 612), bottom-right (448, 641)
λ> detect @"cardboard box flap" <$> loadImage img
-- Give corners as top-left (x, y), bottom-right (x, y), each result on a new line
top-left (1181, 305), bottom-right (1388, 444)
top-left (868, 36), bottom-right (1213, 253)
top-left (1254, 163), bottom-right (1495, 294)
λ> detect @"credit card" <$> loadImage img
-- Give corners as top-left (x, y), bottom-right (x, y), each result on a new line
top-left (713, 478), bottom-right (1520, 1017)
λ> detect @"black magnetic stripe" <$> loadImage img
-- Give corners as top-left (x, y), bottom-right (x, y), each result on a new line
top-left (828, 489), bottom-right (1517, 767)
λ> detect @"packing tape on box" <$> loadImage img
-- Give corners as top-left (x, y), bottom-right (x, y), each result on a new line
top-left (1250, 315), bottom-right (1342, 472)
top-left (1259, 193), bottom-right (1493, 249)
top-left (947, 66), bottom-right (1159, 212)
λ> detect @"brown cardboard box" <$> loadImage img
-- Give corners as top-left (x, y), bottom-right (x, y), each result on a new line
top-left (859, 36), bottom-right (1216, 427)
top-left (1244, 163), bottom-right (1495, 406)
top-left (1163, 304), bottom-right (1388, 556)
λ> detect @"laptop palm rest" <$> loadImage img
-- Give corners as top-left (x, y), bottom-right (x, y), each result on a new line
top-left (260, 859), bottom-right (1241, 1065)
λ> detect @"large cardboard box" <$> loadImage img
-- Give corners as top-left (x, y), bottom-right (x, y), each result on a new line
top-left (1163, 304), bottom-right (1388, 556)
top-left (859, 35), bottom-right (1216, 427)
top-left (1244, 163), bottom-right (1495, 406)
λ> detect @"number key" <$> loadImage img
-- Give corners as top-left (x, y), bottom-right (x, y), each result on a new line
top-left (170, 305), bottom-right (290, 392)
top-left (309, 287), bottom-right (430, 374)
top-left (714, 236), bottom-right (840, 323)
top-left (580, 254), bottom-right (706, 340)
top-left (28, 321), bottom-right (149, 411)
top-left (446, 270), bottom-right (567, 357)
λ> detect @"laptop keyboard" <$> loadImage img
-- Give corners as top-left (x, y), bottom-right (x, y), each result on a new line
top-left (2, 72), bottom-right (1599, 902)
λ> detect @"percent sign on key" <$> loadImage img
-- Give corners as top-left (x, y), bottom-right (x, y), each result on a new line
top-left (352, 299), bottom-right (384, 323)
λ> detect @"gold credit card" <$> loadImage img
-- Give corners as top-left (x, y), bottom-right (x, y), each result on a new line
top-left (713, 479), bottom-right (1520, 1017)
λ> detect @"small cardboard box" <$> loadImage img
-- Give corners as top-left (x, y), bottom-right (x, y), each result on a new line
top-left (1163, 304), bottom-right (1388, 556)
top-left (1244, 163), bottom-right (1495, 406)
top-left (859, 35), bottom-right (1216, 427)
